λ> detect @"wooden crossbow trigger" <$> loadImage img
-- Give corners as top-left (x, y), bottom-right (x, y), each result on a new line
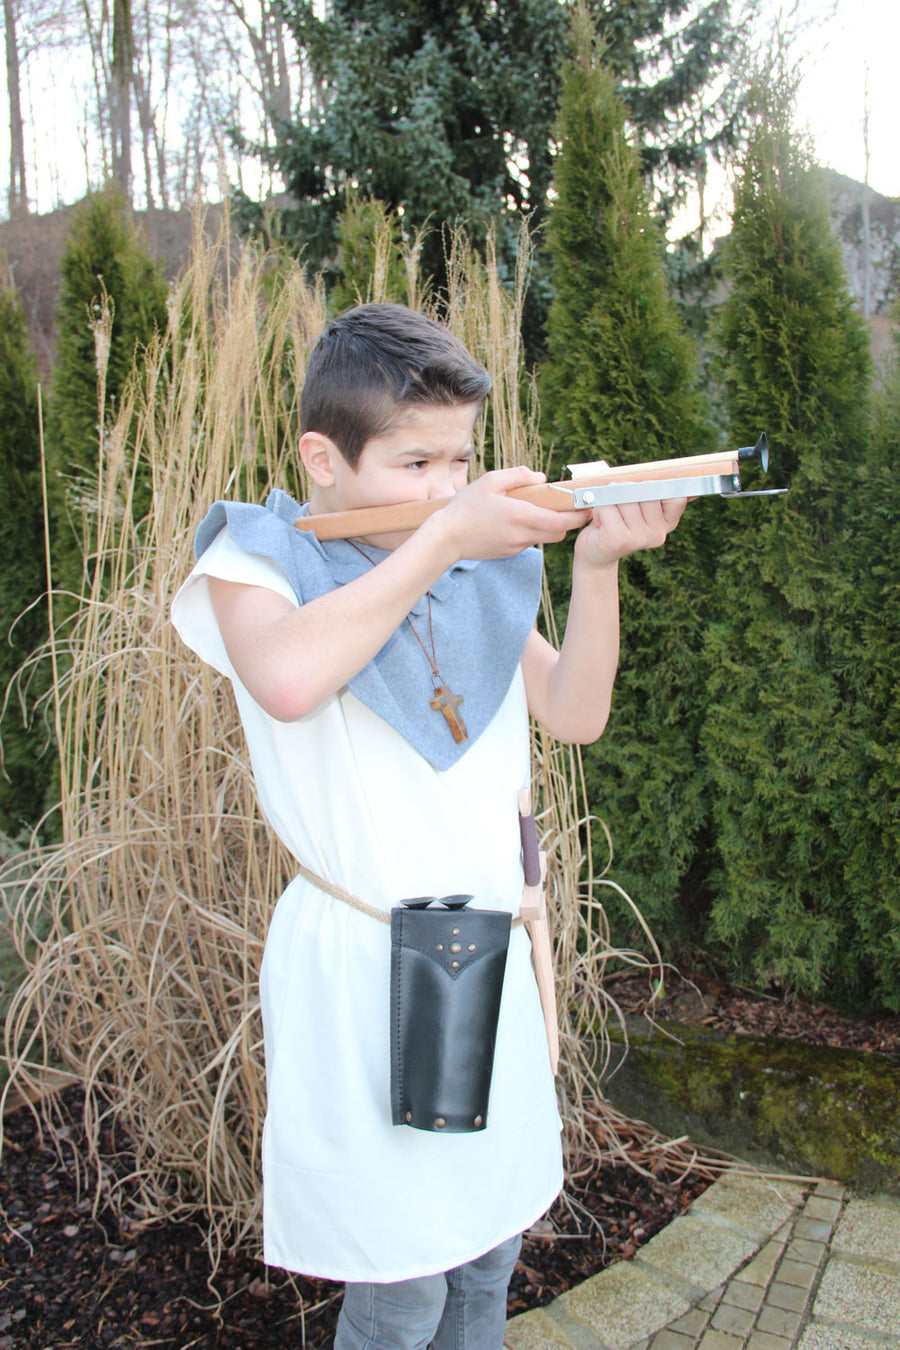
top-left (295, 432), bottom-right (785, 541)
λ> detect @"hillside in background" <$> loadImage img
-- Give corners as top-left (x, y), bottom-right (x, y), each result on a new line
top-left (0, 204), bottom-right (227, 378)
top-left (823, 168), bottom-right (899, 360)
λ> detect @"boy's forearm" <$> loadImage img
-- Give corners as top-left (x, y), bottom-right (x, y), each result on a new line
top-left (527, 497), bottom-right (686, 742)
top-left (526, 559), bottom-right (621, 744)
top-left (212, 522), bottom-right (461, 721)
top-left (224, 473), bottom-right (588, 720)
top-left (292, 485), bottom-right (570, 695)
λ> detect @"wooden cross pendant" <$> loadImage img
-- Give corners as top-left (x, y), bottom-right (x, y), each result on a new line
top-left (430, 683), bottom-right (468, 744)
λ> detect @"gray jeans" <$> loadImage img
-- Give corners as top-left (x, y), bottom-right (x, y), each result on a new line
top-left (335, 1233), bottom-right (522, 1350)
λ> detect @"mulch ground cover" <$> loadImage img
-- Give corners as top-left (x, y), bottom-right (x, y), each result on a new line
top-left (605, 966), bottom-right (900, 1058)
top-left (3, 971), bottom-right (897, 1349)
top-left (0, 1083), bottom-right (708, 1349)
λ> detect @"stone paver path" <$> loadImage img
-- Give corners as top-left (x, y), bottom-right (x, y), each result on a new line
top-left (505, 1173), bottom-right (900, 1350)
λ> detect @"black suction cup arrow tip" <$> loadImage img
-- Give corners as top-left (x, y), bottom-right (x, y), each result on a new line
top-left (737, 432), bottom-right (768, 474)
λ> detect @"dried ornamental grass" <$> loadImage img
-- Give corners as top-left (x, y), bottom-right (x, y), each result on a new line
top-left (2, 216), bottom-right (709, 1272)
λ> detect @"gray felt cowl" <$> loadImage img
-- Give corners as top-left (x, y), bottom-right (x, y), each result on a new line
top-left (194, 490), bottom-right (544, 770)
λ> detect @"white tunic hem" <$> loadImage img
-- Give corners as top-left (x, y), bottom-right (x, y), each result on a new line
top-left (261, 1171), bottom-right (564, 1285)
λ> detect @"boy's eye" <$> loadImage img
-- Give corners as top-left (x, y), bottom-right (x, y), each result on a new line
top-left (402, 457), bottom-right (471, 471)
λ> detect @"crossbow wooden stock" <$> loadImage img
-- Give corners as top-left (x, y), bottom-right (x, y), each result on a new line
top-left (295, 433), bottom-right (784, 542)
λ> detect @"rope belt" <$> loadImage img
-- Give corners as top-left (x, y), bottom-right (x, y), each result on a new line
top-left (294, 861), bottom-right (523, 927)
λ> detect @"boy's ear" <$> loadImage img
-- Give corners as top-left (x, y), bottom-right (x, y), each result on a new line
top-left (299, 430), bottom-right (343, 487)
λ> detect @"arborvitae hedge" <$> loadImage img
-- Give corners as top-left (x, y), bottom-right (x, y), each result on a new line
top-left (330, 192), bottom-right (411, 312)
top-left (539, 6), bottom-right (719, 947)
top-left (0, 279), bottom-right (54, 835)
top-left (703, 80), bottom-right (874, 1007)
top-left (838, 320), bottom-right (900, 1009)
top-left (538, 12), bottom-right (708, 477)
top-left (49, 188), bottom-right (168, 599)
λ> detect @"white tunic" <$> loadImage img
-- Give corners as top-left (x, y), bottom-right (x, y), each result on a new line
top-left (172, 528), bottom-right (563, 1282)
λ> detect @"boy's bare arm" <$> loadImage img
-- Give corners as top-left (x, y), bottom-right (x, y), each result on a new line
top-left (209, 467), bottom-right (587, 722)
top-left (522, 497), bottom-right (686, 744)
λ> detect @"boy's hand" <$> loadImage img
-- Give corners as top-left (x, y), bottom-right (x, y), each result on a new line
top-left (573, 496), bottom-right (687, 570)
top-left (428, 466), bottom-right (591, 560)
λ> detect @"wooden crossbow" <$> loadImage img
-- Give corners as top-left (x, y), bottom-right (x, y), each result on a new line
top-left (295, 433), bottom-right (784, 541)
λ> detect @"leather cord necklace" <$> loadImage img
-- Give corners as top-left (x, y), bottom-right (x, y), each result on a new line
top-left (347, 539), bottom-right (469, 744)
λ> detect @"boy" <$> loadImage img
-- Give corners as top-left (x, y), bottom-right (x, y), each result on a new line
top-left (172, 303), bottom-right (684, 1350)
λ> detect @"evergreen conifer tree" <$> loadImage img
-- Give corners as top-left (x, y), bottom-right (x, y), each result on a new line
top-left (539, 6), bottom-right (718, 947)
top-left (0, 277), bottom-right (54, 835)
top-left (329, 193), bottom-right (410, 312)
top-left (539, 9), bottom-right (709, 474)
top-left (49, 188), bottom-right (168, 598)
top-left (703, 75), bottom-right (872, 1004)
top-left (837, 317), bottom-right (900, 1010)
top-left (238, 0), bottom-right (746, 352)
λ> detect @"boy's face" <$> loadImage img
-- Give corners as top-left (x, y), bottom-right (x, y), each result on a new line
top-left (313, 401), bottom-right (481, 550)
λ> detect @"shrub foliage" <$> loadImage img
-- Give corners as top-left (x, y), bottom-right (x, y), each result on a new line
top-left (0, 279), bottom-right (54, 835)
top-left (539, 8), bottom-right (720, 948)
top-left (48, 188), bottom-right (168, 601)
top-left (704, 78), bottom-right (876, 1007)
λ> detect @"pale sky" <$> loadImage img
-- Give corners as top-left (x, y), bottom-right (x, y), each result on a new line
top-left (791, 0), bottom-right (900, 198)
top-left (683, 0), bottom-right (900, 242)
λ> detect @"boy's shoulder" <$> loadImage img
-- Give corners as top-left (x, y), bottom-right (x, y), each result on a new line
top-left (192, 490), bottom-right (341, 610)
top-left (194, 490), bottom-right (303, 561)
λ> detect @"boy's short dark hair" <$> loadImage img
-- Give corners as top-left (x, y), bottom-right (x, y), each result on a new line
top-left (301, 303), bottom-right (492, 469)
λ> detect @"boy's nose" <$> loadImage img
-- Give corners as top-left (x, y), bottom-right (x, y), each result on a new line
top-left (426, 468), bottom-right (457, 499)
